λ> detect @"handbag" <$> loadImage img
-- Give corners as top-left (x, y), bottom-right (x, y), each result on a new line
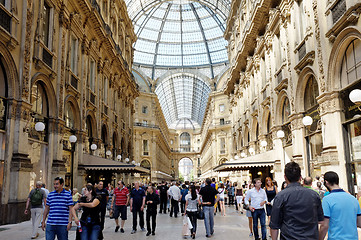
top-left (243, 203), bottom-right (249, 211)
top-left (196, 206), bottom-right (205, 220)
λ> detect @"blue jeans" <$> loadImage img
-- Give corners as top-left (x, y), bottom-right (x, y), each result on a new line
top-left (45, 224), bottom-right (68, 240)
top-left (203, 206), bottom-right (214, 236)
top-left (251, 209), bottom-right (266, 240)
top-left (81, 224), bottom-right (101, 240)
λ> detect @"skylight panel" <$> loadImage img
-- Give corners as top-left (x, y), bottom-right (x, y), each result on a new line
top-left (134, 51), bottom-right (154, 65)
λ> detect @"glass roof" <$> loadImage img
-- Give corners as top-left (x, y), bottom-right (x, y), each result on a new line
top-left (155, 73), bottom-right (211, 128)
top-left (127, 0), bottom-right (230, 79)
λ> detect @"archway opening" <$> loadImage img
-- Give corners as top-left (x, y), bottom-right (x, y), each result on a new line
top-left (178, 157), bottom-right (193, 182)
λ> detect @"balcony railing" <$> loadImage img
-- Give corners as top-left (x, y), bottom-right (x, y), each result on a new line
top-left (134, 122), bottom-right (159, 129)
top-left (42, 48), bottom-right (53, 68)
top-left (298, 42), bottom-right (306, 61)
top-left (70, 74), bottom-right (78, 89)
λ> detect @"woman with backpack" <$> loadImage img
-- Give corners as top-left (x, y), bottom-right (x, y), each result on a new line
top-left (218, 183), bottom-right (226, 216)
top-left (185, 185), bottom-right (201, 239)
top-left (72, 184), bottom-right (101, 240)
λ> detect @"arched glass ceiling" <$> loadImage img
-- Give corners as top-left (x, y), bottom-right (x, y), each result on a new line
top-left (127, 0), bottom-right (230, 79)
top-left (155, 73), bottom-right (211, 128)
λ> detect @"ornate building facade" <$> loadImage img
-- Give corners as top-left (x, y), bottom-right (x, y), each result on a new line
top-left (0, 0), bottom-right (137, 224)
top-left (223, 0), bottom-right (361, 192)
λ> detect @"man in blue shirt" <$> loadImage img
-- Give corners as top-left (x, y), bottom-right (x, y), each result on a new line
top-left (130, 181), bottom-right (146, 234)
top-left (41, 177), bottom-right (73, 240)
top-left (319, 171), bottom-right (361, 240)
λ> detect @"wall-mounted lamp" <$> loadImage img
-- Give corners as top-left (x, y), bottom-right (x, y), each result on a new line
top-left (131, 160), bottom-right (135, 165)
top-left (35, 122), bottom-right (46, 132)
top-left (277, 130), bottom-right (285, 138)
top-left (234, 155), bottom-right (239, 160)
top-left (349, 89), bottom-right (361, 110)
top-left (69, 135), bottom-right (77, 143)
top-left (106, 150), bottom-right (112, 157)
top-left (249, 147), bottom-right (255, 155)
top-left (125, 158), bottom-right (129, 163)
top-left (91, 144), bottom-right (97, 151)
top-left (260, 140), bottom-right (268, 148)
top-left (117, 155), bottom-right (122, 160)
top-left (240, 152), bottom-right (246, 158)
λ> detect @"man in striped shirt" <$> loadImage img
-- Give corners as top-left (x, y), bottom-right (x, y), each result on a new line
top-left (41, 177), bottom-right (73, 240)
top-left (111, 180), bottom-right (130, 233)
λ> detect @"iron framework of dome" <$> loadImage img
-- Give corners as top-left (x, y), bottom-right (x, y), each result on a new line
top-left (126, 0), bottom-right (230, 80)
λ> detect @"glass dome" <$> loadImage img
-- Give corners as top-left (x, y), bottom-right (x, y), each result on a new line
top-left (127, 0), bottom-right (230, 79)
top-left (155, 73), bottom-right (211, 129)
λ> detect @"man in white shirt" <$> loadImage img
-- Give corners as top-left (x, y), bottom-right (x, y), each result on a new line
top-left (245, 178), bottom-right (267, 240)
top-left (168, 182), bottom-right (181, 218)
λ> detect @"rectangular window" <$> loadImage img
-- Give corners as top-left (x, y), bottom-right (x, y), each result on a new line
top-left (142, 120), bottom-right (148, 126)
top-left (143, 139), bottom-right (149, 155)
top-left (70, 37), bottom-right (78, 75)
top-left (43, 2), bottom-right (51, 48)
top-left (89, 60), bottom-right (95, 91)
top-left (219, 104), bottom-right (225, 113)
top-left (103, 77), bottom-right (108, 103)
top-left (220, 118), bottom-right (225, 125)
top-left (142, 106), bottom-right (148, 114)
top-left (220, 138), bottom-right (226, 154)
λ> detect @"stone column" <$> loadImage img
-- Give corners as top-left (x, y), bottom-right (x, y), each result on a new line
top-left (318, 92), bottom-right (348, 189)
top-left (289, 113), bottom-right (307, 176)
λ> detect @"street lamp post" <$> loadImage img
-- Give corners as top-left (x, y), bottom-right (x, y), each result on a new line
top-left (69, 135), bottom-right (77, 190)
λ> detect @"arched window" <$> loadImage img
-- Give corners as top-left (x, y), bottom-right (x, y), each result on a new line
top-left (30, 82), bottom-right (49, 141)
top-left (304, 76), bottom-right (319, 111)
top-left (266, 114), bottom-right (271, 134)
top-left (255, 122), bottom-right (259, 141)
top-left (341, 39), bottom-right (361, 88)
top-left (140, 160), bottom-right (151, 170)
top-left (0, 61), bottom-right (7, 130)
top-left (112, 132), bottom-right (117, 160)
top-left (281, 97), bottom-right (290, 124)
top-left (65, 102), bottom-right (75, 129)
top-left (180, 132), bottom-right (191, 152)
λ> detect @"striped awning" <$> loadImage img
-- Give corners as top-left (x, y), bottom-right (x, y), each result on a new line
top-left (80, 154), bottom-right (150, 174)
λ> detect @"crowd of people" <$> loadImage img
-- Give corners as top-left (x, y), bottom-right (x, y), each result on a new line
top-left (24, 161), bottom-right (361, 240)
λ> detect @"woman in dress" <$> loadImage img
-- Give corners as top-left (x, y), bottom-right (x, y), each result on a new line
top-left (185, 185), bottom-right (201, 239)
top-left (72, 184), bottom-right (101, 240)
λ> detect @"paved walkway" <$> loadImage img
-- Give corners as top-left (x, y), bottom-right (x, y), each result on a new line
top-left (3, 206), bottom-right (361, 240)
top-left (0, 206), bottom-right (253, 240)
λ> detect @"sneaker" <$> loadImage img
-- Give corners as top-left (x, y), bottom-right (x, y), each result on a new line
top-left (249, 233), bottom-right (253, 237)
top-left (115, 226), bottom-right (120, 232)
top-left (131, 230), bottom-right (136, 234)
top-left (146, 232), bottom-right (151, 236)
top-left (120, 228), bottom-right (124, 233)
top-left (152, 232), bottom-right (155, 235)
top-left (141, 227), bottom-right (146, 231)
top-left (206, 235), bottom-right (211, 238)
top-left (31, 233), bottom-right (39, 239)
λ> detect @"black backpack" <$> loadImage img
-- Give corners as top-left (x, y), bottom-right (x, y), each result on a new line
top-left (31, 189), bottom-right (42, 206)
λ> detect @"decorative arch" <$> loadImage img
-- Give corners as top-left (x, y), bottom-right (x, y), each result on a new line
top-left (0, 42), bottom-right (19, 99)
top-left (31, 73), bottom-right (57, 118)
top-left (140, 159), bottom-right (151, 169)
top-left (295, 67), bottom-right (319, 113)
top-left (219, 158), bottom-right (227, 165)
top-left (275, 90), bottom-right (291, 125)
top-left (327, 27), bottom-right (361, 91)
top-left (64, 95), bottom-right (81, 130)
